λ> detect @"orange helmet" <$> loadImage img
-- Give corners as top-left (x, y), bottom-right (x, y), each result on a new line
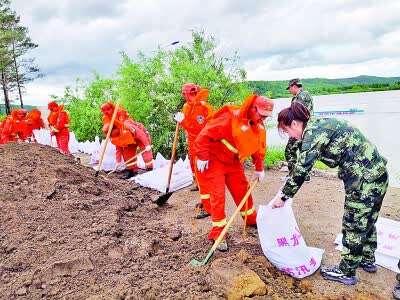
top-left (11, 109), bottom-right (27, 120)
top-left (182, 83), bottom-right (201, 103)
top-left (252, 95), bottom-right (274, 116)
top-left (48, 101), bottom-right (59, 112)
top-left (101, 102), bottom-right (115, 114)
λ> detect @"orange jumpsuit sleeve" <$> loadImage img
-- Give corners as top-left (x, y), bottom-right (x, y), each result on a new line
top-left (56, 111), bottom-right (69, 131)
top-left (194, 113), bottom-right (231, 161)
top-left (179, 103), bottom-right (191, 132)
top-left (251, 152), bottom-right (264, 171)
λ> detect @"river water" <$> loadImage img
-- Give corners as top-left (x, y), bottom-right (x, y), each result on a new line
top-left (268, 90), bottom-right (400, 187)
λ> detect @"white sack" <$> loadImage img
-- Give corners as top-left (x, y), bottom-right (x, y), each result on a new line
top-left (132, 157), bottom-right (193, 192)
top-left (257, 200), bottom-right (324, 279)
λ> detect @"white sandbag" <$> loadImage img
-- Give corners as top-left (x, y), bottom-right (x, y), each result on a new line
top-left (257, 200), bottom-right (324, 279)
top-left (33, 129), bottom-right (100, 155)
top-left (132, 158), bottom-right (193, 192)
top-left (90, 140), bottom-right (117, 171)
top-left (334, 217), bottom-right (400, 273)
top-left (33, 129), bottom-right (52, 146)
top-left (68, 131), bottom-right (80, 153)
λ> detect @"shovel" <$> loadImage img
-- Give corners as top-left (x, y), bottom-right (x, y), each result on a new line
top-left (190, 180), bottom-right (258, 267)
top-left (154, 122), bottom-right (180, 206)
top-left (106, 145), bottom-right (152, 176)
top-left (95, 101), bottom-right (120, 177)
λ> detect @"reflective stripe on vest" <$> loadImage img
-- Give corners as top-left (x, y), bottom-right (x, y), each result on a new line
top-left (240, 206), bottom-right (255, 217)
top-left (200, 193), bottom-right (210, 200)
top-left (220, 139), bottom-right (238, 154)
top-left (212, 218), bottom-right (227, 228)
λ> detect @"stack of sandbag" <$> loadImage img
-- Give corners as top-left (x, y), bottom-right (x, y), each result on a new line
top-left (132, 154), bottom-right (193, 192)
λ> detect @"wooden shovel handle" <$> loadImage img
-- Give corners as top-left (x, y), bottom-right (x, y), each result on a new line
top-left (210, 180), bottom-right (258, 254)
top-left (165, 122), bottom-right (180, 193)
top-left (97, 101), bottom-right (120, 172)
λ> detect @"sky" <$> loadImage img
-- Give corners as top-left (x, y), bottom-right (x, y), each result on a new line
top-left (9, 0), bottom-right (400, 106)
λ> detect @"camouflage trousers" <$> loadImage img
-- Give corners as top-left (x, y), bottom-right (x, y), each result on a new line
top-left (397, 260), bottom-right (400, 282)
top-left (339, 171), bottom-right (389, 276)
top-left (284, 137), bottom-right (300, 173)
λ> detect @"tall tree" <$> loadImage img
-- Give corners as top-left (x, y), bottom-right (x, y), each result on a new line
top-left (0, 0), bottom-right (40, 112)
top-left (0, 0), bottom-right (15, 114)
top-left (10, 24), bottom-right (41, 108)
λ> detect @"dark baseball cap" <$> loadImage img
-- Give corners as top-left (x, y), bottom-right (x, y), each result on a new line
top-left (286, 78), bottom-right (302, 90)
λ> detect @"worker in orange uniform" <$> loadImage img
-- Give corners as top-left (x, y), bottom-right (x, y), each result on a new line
top-left (11, 109), bottom-right (31, 141)
top-left (26, 109), bottom-right (45, 139)
top-left (0, 115), bottom-right (15, 144)
top-left (101, 102), bottom-right (153, 179)
top-left (174, 83), bottom-right (213, 219)
top-left (194, 94), bottom-right (274, 251)
top-left (47, 101), bottom-right (70, 154)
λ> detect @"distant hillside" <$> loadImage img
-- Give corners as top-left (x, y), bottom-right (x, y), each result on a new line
top-left (248, 75), bottom-right (400, 98)
top-left (0, 104), bottom-right (37, 115)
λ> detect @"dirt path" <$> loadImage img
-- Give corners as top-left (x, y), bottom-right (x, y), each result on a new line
top-left (0, 143), bottom-right (398, 299)
top-left (172, 167), bottom-right (399, 299)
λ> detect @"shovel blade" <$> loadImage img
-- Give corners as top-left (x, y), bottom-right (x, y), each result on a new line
top-left (154, 191), bottom-right (173, 206)
top-left (190, 258), bottom-right (206, 267)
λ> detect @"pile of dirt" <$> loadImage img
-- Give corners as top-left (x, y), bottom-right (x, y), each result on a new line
top-left (0, 143), bottom-right (382, 299)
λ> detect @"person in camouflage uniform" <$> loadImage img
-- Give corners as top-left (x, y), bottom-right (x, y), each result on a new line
top-left (285, 79), bottom-right (314, 179)
top-left (394, 260), bottom-right (400, 299)
top-left (271, 102), bottom-right (388, 285)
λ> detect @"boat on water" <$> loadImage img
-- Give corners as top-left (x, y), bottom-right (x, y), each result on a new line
top-left (314, 108), bottom-right (364, 116)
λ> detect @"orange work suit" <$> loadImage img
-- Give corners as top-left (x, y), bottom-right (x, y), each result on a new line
top-left (103, 110), bottom-right (153, 171)
top-left (194, 95), bottom-right (266, 241)
top-left (0, 116), bottom-right (15, 144)
top-left (180, 95), bottom-right (213, 214)
top-left (48, 106), bottom-right (70, 154)
top-left (11, 110), bottom-right (31, 141)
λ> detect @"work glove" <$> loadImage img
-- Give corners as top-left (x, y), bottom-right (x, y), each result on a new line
top-left (174, 112), bottom-right (185, 123)
top-left (116, 162), bottom-right (126, 171)
top-left (270, 190), bottom-right (292, 209)
top-left (253, 170), bottom-right (265, 182)
top-left (196, 159), bottom-right (209, 173)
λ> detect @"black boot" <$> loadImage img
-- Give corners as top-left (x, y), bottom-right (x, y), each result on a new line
top-left (121, 170), bottom-right (137, 179)
top-left (190, 185), bottom-right (199, 192)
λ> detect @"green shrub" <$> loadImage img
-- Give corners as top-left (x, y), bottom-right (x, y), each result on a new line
top-left (265, 146), bottom-right (285, 169)
top-left (63, 31), bottom-right (253, 156)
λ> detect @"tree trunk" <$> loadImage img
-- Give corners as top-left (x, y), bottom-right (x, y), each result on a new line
top-left (1, 69), bottom-right (11, 114)
top-left (12, 41), bottom-right (23, 108)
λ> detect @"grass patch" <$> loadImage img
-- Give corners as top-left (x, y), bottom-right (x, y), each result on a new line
top-left (265, 146), bottom-right (285, 169)
top-left (314, 160), bottom-right (330, 170)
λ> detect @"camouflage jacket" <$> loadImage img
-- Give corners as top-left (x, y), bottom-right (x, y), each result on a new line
top-left (292, 89), bottom-right (314, 114)
top-left (282, 118), bottom-right (387, 198)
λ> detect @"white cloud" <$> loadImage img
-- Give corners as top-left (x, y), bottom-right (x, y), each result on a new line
top-left (7, 0), bottom-right (400, 105)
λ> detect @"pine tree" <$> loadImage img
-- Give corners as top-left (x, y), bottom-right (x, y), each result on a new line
top-left (0, 0), bottom-right (41, 113)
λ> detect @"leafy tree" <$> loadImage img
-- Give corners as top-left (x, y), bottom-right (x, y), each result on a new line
top-left (0, 0), bottom-right (40, 112)
top-left (10, 25), bottom-right (42, 108)
top-left (65, 31), bottom-right (252, 156)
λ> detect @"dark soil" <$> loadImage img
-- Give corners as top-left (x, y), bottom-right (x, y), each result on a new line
top-left (0, 143), bottom-right (397, 299)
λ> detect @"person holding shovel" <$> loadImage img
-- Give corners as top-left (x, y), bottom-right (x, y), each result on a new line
top-left (48, 101), bottom-right (70, 154)
top-left (194, 94), bottom-right (274, 251)
top-left (270, 101), bottom-right (388, 285)
top-left (101, 102), bottom-right (153, 179)
top-left (174, 83), bottom-right (214, 219)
